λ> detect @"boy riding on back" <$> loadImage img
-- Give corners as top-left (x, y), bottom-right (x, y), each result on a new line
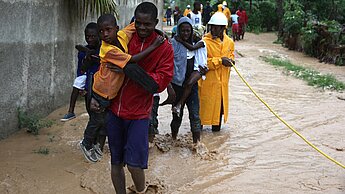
top-left (79, 15), bottom-right (164, 163)
top-left (91, 14), bottom-right (165, 112)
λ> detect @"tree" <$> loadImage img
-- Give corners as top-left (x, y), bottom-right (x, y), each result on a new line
top-left (68, 0), bottom-right (118, 20)
top-left (276, 0), bottom-right (283, 37)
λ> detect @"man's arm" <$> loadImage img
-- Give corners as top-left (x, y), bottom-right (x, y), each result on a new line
top-left (146, 43), bottom-right (174, 93)
top-left (207, 39), bottom-right (235, 70)
top-left (105, 47), bottom-right (160, 94)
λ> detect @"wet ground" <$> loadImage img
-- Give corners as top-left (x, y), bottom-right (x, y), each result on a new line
top-left (1, 32), bottom-right (344, 194)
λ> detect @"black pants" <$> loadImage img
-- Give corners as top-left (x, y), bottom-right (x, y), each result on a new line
top-left (170, 83), bottom-right (201, 135)
top-left (83, 76), bottom-right (107, 150)
top-left (149, 96), bottom-right (160, 135)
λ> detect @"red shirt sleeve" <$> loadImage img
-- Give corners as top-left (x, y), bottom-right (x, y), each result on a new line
top-left (147, 42), bottom-right (174, 93)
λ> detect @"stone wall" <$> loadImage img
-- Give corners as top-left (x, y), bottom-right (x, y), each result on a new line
top-left (0, 0), bottom-right (163, 139)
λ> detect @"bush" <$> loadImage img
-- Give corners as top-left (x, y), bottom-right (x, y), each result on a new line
top-left (301, 20), bottom-right (318, 55)
top-left (18, 108), bottom-right (53, 135)
top-left (247, 0), bottom-right (277, 33)
top-left (300, 19), bottom-right (344, 65)
top-left (33, 147), bottom-right (50, 155)
top-left (283, 0), bottom-right (304, 35)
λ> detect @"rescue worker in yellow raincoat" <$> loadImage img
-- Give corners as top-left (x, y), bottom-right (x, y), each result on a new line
top-left (222, 1), bottom-right (231, 22)
top-left (183, 5), bottom-right (191, 16)
top-left (199, 12), bottom-right (235, 131)
top-left (216, 4), bottom-right (223, 13)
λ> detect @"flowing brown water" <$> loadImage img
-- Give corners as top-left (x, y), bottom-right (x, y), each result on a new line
top-left (1, 33), bottom-right (344, 194)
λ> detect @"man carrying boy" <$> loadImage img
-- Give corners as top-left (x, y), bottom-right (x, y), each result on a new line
top-left (106, 2), bottom-right (174, 193)
top-left (91, 14), bottom-right (164, 112)
top-left (80, 12), bottom-right (164, 163)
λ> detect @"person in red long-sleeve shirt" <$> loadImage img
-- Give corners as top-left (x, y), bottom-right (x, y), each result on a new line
top-left (236, 6), bottom-right (248, 40)
top-left (105, 2), bottom-right (174, 194)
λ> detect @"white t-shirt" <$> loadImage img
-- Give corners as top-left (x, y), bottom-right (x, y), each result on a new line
top-left (193, 40), bottom-right (207, 71)
top-left (189, 11), bottom-right (202, 27)
top-left (230, 14), bottom-right (239, 24)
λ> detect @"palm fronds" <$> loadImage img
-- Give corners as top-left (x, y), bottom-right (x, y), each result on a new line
top-left (69, 0), bottom-right (118, 20)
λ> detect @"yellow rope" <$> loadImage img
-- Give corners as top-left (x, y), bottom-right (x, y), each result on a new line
top-left (231, 64), bottom-right (345, 169)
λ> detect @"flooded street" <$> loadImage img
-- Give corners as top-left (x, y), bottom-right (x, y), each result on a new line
top-left (1, 33), bottom-right (344, 193)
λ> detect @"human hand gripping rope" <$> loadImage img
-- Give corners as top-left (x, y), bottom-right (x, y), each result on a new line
top-left (230, 61), bottom-right (345, 169)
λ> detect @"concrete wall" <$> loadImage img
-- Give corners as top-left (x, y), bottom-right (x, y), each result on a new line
top-left (0, 0), bottom-right (163, 139)
top-left (115, 0), bottom-right (164, 29)
top-left (0, 0), bottom-right (76, 139)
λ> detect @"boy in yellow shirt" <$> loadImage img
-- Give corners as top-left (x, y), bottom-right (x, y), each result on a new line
top-left (92, 14), bottom-right (164, 111)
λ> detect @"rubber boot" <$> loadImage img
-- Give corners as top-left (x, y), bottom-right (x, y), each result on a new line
top-left (211, 125), bottom-right (221, 132)
top-left (212, 112), bottom-right (222, 132)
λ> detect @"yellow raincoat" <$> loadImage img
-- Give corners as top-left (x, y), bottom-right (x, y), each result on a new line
top-left (217, 4), bottom-right (223, 13)
top-left (223, 7), bottom-right (231, 22)
top-left (183, 8), bottom-right (191, 16)
top-left (198, 32), bottom-right (234, 125)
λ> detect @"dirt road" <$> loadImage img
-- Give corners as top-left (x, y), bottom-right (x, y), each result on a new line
top-left (1, 33), bottom-right (344, 194)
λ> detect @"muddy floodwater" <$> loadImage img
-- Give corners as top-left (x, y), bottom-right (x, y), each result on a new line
top-left (1, 33), bottom-right (344, 194)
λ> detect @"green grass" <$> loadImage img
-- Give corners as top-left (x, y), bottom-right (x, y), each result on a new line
top-left (273, 38), bottom-right (283, 44)
top-left (18, 108), bottom-right (54, 135)
top-left (262, 56), bottom-right (345, 91)
top-left (48, 135), bottom-right (55, 142)
top-left (33, 147), bottom-right (50, 155)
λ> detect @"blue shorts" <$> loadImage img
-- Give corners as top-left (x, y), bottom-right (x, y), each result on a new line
top-left (107, 111), bottom-right (149, 169)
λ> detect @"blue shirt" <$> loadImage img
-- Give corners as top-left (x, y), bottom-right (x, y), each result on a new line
top-left (76, 45), bottom-right (100, 89)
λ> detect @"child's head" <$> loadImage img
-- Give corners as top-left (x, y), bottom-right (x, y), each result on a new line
top-left (97, 14), bottom-right (119, 44)
top-left (84, 22), bottom-right (100, 49)
top-left (193, 26), bottom-right (204, 42)
top-left (231, 8), bottom-right (236, 14)
top-left (134, 2), bottom-right (158, 39)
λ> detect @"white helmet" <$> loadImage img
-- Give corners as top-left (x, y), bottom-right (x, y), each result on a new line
top-left (187, 5), bottom-right (191, 8)
top-left (222, 1), bottom-right (227, 6)
top-left (208, 12), bottom-right (228, 26)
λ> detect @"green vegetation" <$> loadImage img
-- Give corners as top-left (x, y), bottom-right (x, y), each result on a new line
top-left (279, 0), bottom-right (345, 65)
top-left (68, 0), bottom-right (117, 20)
top-left (273, 38), bottom-right (283, 44)
top-left (33, 147), bottom-right (50, 155)
top-left (262, 56), bottom-right (345, 91)
top-left (18, 109), bottom-right (53, 135)
top-left (247, 1), bottom-right (277, 33)
top-left (300, 20), bottom-right (345, 65)
top-left (48, 135), bottom-right (55, 142)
